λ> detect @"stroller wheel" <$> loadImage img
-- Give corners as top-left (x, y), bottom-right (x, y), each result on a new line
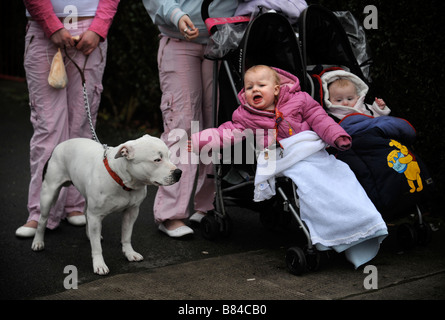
top-left (415, 222), bottom-right (432, 246)
top-left (200, 215), bottom-right (220, 240)
top-left (396, 223), bottom-right (418, 250)
top-left (285, 247), bottom-right (307, 276)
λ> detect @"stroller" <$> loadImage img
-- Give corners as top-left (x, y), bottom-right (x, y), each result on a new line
top-left (200, 1), bottom-right (318, 275)
top-left (300, 5), bottom-right (437, 251)
top-left (199, 2), bottom-right (429, 275)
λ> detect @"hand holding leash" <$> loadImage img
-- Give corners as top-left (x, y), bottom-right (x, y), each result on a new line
top-left (50, 28), bottom-right (75, 48)
top-left (75, 30), bottom-right (100, 55)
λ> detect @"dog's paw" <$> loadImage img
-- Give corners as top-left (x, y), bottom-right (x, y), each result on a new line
top-left (125, 251), bottom-right (144, 262)
top-left (31, 241), bottom-right (45, 251)
top-left (93, 257), bottom-right (109, 275)
top-left (94, 265), bottom-right (109, 275)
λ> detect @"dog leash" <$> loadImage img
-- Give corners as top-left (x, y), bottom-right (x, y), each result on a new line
top-left (63, 46), bottom-right (134, 191)
top-left (63, 46), bottom-right (105, 148)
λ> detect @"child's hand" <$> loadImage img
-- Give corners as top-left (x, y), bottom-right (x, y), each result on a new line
top-left (375, 98), bottom-right (386, 109)
top-left (335, 136), bottom-right (351, 151)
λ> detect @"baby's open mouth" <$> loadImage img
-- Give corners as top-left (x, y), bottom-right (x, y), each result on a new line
top-left (253, 94), bottom-right (262, 103)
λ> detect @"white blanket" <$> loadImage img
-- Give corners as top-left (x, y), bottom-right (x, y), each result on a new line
top-left (254, 131), bottom-right (387, 268)
top-left (254, 131), bottom-right (327, 201)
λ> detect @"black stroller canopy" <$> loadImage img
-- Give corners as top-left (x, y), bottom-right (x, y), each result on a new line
top-left (215, 9), bottom-right (307, 122)
top-left (299, 5), bottom-right (367, 83)
top-left (242, 12), bottom-right (306, 90)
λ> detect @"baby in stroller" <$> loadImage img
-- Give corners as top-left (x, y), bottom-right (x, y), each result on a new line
top-left (321, 69), bottom-right (436, 222)
top-left (190, 65), bottom-right (388, 268)
top-left (323, 69), bottom-right (390, 120)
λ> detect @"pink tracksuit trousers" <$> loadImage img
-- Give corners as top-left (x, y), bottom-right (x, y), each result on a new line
top-left (23, 19), bottom-right (107, 229)
top-left (154, 36), bottom-right (215, 223)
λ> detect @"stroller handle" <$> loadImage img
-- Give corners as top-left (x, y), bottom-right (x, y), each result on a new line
top-left (201, 0), bottom-right (250, 35)
top-left (201, 0), bottom-right (213, 22)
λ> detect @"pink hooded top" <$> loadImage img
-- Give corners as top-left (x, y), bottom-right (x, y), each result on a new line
top-left (191, 68), bottom-right (351, 153)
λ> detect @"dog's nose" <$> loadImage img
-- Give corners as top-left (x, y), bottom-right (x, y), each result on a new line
top-left (173, 169), bottom-right (182, 181)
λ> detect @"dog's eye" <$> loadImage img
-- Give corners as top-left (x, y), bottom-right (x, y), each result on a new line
top-left (154, 158), bottom-right (162, 163)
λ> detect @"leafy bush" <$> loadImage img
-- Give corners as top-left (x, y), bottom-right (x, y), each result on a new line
top-left (99, 0), bottom-right (162, 142)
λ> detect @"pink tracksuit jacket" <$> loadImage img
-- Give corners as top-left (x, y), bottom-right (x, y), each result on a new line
top-left (191, 68), bottom-right (351, 152)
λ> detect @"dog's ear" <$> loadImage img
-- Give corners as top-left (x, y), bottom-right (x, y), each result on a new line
top-left (115, 145), bottom-right (135, 160)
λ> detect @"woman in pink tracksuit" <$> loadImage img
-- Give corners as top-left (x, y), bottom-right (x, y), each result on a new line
top-left (143, 0), bottom-right (239, 237)
top-left (191, 66), bottom-right (388, 268)
top-left (15, 0), bottom-right (120, 238)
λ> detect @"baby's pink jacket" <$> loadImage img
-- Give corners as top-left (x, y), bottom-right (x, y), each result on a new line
top-left (191, 67), bottom-right (351, 153)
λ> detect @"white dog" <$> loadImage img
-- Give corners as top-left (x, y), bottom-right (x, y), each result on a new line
top-left (31, 135), bottom-right (181, 275)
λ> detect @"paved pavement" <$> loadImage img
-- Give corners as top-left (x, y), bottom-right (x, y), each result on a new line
top-left (1, 79), bottom-right (444, 310)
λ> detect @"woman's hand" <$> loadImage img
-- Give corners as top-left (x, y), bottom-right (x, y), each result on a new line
top-left (50, 28), bottom-right (75, 48)
top-left (75, 30), bottom-right (100, 55)
top-left (178, 15), bottom-right (199, 41)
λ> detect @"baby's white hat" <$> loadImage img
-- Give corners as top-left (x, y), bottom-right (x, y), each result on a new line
top-left (321, 69), bottom-right (369, 110)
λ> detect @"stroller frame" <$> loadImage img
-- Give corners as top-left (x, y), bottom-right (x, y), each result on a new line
top-left (300, 5), bottom-right (434, 250)
top-left (199, 2), bottom-right (432, 275)
top-left (200, 1), bottom-right (319, 275)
